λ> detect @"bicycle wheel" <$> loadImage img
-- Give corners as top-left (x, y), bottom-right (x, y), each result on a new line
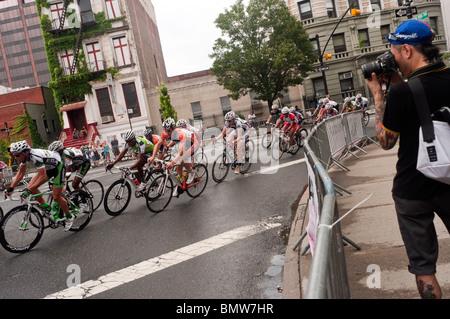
top-left (146, 174), bottom-right (173, 213)
top-left (212, 153), bottom-right (230, 183)
top-left (240, 140), bottom-right (254, 174)
top-left (104, 179), bottom-right (132, 216)
top-left (65, 189), bottom-right (93, 231)
top-left (82, 180), bottom-right (104, 212)
top-left (186, 163), bottom-right (208, 198)
top-left (261, 131), bottom-right (272, 149)
top-left (194, 148), bottom-right (208, 165)
top-left (298, 129), bottom-right (308, 148)
top-left (362, 111), bottom-right (370, 127)
top-left (0, 206), bottom-right (3, 220)
top-left (0, 205), bottom-right (44, 253)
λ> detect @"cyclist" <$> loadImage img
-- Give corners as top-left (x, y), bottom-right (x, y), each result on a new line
top-left (321, 103), bottom-right (339, 120)
top-left (5, 140), bottom-right (74, 231)
top-left (289, 106), bottom-right (305, 138)
top-left (355, 93), bottom-right (369, 111)
top-left (144, 128), bottom-right (166, 162)
top-left (48, 141), bottom-right (91, 192)
top-left (176, 119), bottom-right (202, 143)
top-left (312, 99), bottom-right (324, 117)
top-left (341, 97), bottom-right (357, 113)
top-left (106, 130), bottom-right (153, 192)
top-left (150, 118), bottom-right (199, 193)
top-left (215, 111), bottom-right (252, 174)
top-left (265, 104), bottom-right (282, 125)
top-left (275, 107), bottom-right (298, 151)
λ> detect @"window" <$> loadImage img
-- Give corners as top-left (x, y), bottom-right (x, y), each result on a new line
top-left (113, 36), bottom-right (131, 67)
top-left (339, 72), bottom-right (354, 91)
top-left (380, 25), bottom-right (390, 43)
top-left (96, 88), bottom-right (114, 121)
top-left (358, 29), bottom-right (370, 48)
top-left (105, 0), bottom-right (121, 19)
top-left (59, 49), bottom-right (74, 75)
top-left (122, 82), bottom-right (141, 118)
top-left (310, 39), bottom-right (319, 55)
top-left (325, 0), bottom-right (336, 18)
top-left (429, 17), bottom-right (438, 35)
top-left (50, 2), bottom-right (64, 29)
top-left (297, 0), bottom-right (312, 20)
top-left (397, 0), bottom-right (403, 6)
top-left (220, 96), bottom-right (231, 116)
top-left (85, 42), bottom-right (104, 72)
top-left (332, 33), bottom-right (346, 53)
top-left (312, 77), bottom-right (326, 97)
top-left (191, 101), bottom-right (202, 120)
top-left (370, 0), bottom-right (381, 11)
top-left (348, 0), bottom-right (360, 10)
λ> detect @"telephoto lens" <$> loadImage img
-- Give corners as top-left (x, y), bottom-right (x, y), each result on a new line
top-left (361, 51), bottom-right (398, 79)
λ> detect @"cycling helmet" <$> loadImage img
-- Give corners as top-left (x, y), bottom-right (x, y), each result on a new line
top-left (281, 107), bottom-right (289, 114)
top-left (176, 119), bottom-right (187, 128)
top-left (350, 96), bottom-right (356, 101)
top-left (356, 93), bottom-right (362, 99)
top-left (323, 98), bottom-right (329, 104)
top-left (271, 104), bottom-right (279, 110)
top-left (162, 118), bottom-right (175, 130)
top-left (10, 140), bottom-right (30, 153)
top-left (344, 97), bottom-right (351, 104)
top-left (289, 106), bottom-right (296, 113)
top-left (224, 111), bottom-right (236, 121)
top-left (124, 130), bottom-right (135, 141)
top-left (325, 103), bottom-right (332, 110)
top-left (144, 128), bottom-right (153, 138)
top-left (318, 99), bottom-right (324, 104)
top-left (48, 141), bottom-right (64, 152)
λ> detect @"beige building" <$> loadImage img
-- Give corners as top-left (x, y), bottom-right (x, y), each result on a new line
top-left (286, 0), bottom-right (447, 110)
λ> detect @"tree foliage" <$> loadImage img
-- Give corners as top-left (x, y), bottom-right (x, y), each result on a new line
top-left (157, 82), bottom-right (177, 122)
top-left (210, 0), bottom-right (316, 109)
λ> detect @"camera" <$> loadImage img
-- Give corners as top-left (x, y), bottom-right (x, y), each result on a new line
top-left (361, 51), bottom-right (398, 79)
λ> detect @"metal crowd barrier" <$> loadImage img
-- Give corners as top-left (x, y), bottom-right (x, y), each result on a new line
top-left (299, 110), bottom-right (376, 299)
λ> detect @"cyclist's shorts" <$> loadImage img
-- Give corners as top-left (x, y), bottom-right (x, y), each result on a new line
top-left (283, 122), bottom-right (299, 131)
top-left (46, 161), bottom-right (66, 188)
top-left (74, 161), bottom-right (91, 179)
top-left (179, 140), bottom-right (200, 163)
top-left (229, 128), bottom-right (251, 143)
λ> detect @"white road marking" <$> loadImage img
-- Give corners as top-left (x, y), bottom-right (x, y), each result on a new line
top-left (45, 218), bottom-right (282, 299)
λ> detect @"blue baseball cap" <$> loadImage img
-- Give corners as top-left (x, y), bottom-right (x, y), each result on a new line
top-left (386, 19), bottom-right (435, 45)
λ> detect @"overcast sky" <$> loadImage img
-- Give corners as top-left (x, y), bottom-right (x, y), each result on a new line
top-left (151, 0), bottom-right (240, 77)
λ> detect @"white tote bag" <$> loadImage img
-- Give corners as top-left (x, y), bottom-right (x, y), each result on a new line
top-left (417, 121), bottom-right (450, 185)
top-left (409, 78), bottom-right (450, 185)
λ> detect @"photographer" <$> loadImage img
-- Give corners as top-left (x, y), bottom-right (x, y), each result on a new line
top-left (365, 19), bottom-right (450, 299)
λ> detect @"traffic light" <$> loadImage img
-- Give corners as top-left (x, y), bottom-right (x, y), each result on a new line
top-left (351, 9), bottom-right (361, 16)
top-left (324, 53), bottom-right (332, 61)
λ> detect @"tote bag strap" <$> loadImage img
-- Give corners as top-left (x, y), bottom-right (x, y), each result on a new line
top-left (408, 77), bottom-right (435, 143)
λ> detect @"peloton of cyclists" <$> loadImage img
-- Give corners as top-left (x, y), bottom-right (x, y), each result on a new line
top-left (214, 111), bottom-right (252, 174)
top-left (355, 93), bottom-right (369, 111)
top-left (106, 130), bottom-right (154, 192)
top-left (5, 140), bottom-right (75, 231)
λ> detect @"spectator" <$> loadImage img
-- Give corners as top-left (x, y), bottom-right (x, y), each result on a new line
top-left (111, 135), bottom-right (120, 158)
top-left (248, 111), bottom-right (256, 128)
top-left (80, 126), bottom-right (88, 138)
top-left (72, 128), bottom-right (79, 139)
top-left (102, 141), bottom-right (111, 165)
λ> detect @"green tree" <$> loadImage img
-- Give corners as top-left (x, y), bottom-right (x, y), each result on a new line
top-left (210, 0), bottom-right (316, 111)
top-left (157, 82), bottom-right (177, 122)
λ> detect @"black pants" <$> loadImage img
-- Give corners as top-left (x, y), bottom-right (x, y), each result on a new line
top-left (394, 188), bottom-right (450, 275)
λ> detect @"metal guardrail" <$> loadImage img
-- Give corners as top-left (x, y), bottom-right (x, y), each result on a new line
top-left (300, 110), bottom-right (377, 298)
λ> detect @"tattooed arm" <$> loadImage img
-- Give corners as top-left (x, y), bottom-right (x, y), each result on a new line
top-left (366, 72), bottom-right (399, 150)
top-left (374, 100), bottom-right (399, 150)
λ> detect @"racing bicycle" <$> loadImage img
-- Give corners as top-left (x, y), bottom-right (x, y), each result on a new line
top-left (0, 188), bottom-right (93, 253)
top-left (211, 138), bottom-right (254, 183)
top-left (145, 159), bottom-right (208, 213)
top-left (103, 164), bottom-right (158, 216)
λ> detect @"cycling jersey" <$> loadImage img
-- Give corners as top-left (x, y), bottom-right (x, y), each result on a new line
top-left (162, 128), bottom-right (199, 159)
top-left (280, 113), bottom-right (298, 125)
top-left (225, 117), bottom-right (252, 132)
top-left (63, 147), bottom-right (90, 179)
top-left (184, 123), bottom-right (202, 142)
top-left (270, 109), bottom-right (282, 123)
top-left (355, 97), bottom-right (368, 110)
top-left (63, 147), bottom-right (88, 170)
top-left (292, 111), bottom-right (304, 126)
top-left (19, 149), bottom-right (61, 170)
top-left (19, 149), bottom-right (65, 187)
top-left (124, 136), bottom-right (154, 154)
top-left (149, 134), bottom-right (165, 154)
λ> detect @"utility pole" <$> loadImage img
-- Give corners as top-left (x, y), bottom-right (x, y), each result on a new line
top-left (314, 34), bottom-right (329, 96)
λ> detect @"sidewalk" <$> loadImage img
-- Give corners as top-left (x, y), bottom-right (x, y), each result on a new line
top-left (284, 142), bottom-right (450, 299)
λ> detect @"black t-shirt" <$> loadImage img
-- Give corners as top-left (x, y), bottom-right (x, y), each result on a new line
top-left (383, 62), bottom-right (450, 199)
